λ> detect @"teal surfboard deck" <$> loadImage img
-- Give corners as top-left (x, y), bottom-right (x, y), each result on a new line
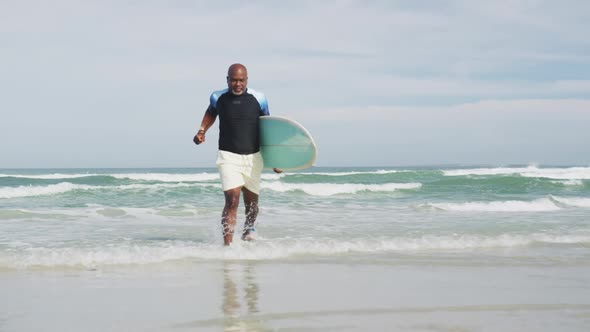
top-left (259, 116), bottom-right (317, 170)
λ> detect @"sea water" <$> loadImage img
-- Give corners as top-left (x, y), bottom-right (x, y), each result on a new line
top-left (1, 166), bottom-right (590, 331)
top-left (1, 165), bottom-right (589, 268)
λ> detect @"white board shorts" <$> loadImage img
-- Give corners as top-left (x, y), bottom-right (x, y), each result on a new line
top-left (216, 150), bottom-right (264, 194)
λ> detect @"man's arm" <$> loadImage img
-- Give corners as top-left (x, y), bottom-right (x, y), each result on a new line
top-left (193, 111), bottom-right (217, 145)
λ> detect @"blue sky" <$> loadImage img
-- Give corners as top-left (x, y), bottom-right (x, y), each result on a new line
top-left (1, 0), bottom-right (589, 168)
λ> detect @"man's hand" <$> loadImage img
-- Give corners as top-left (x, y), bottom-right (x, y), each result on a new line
top-left (193, 130), bottom-right (206, 145)
top-left (273, 168), bottom-right (283, 174)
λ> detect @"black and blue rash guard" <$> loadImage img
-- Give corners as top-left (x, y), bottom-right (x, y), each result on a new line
top-left (206, 88), bottom-right (270, 155)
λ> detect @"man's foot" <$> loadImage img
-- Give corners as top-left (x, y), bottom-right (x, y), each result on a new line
top-left (241, 228), bottom-right (256, 241)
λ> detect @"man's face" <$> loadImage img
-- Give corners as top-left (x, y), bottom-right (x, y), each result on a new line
top-left (227, 70), bottom-right (247, 95)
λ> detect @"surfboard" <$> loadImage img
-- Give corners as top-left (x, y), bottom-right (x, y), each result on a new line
top-left (259, 116), bottom-right (317, 171)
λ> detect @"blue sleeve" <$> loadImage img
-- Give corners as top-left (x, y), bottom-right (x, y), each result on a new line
top-left (249, 89), bottom-right (270, 116)
top-left (260, 97), bottom-right (270, 116)
top-left (206, 89), bottom-right (228, 116)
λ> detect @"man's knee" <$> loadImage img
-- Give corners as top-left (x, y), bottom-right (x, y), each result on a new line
top-left (224, 188), bottom-right (242, 210)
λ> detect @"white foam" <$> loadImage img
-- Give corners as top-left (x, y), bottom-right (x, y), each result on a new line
top-left (0, 205), bottom-right (210, 221)
top-left (443, 166), bottom-right (590, 180)
top-left (0, 172), bottom-right (220, 182)
top-left (424, 198), bottom-right (561, 212)
top-left (110, 173), bottom-right (219, 182)
top-left (0, 182), bottom-right (221, 199)
top-left (297, 170), bottom-right (400, 176)
top-left (551, 196), bottom-right (590, 208)
top-left (262, 182), bottom-right (422, 196)
top-left (521, 167), bottom-right (590, 180)
top-left (0, 173), bottom-right (99, 179)
top-left (3, 233), bottom-right (589, 268)
top-left (261, 173), bottom-right (285, 181)
top-left (114, 183), bottom-right (220, 190)
top-left (443, 166), bottom-right (537, 176)
top-left (0, 182), bottom-right (93, 199)
top-left (261, 170), bottom-right (399, 179)
top-left (551, 179), bottom-right (584, 186)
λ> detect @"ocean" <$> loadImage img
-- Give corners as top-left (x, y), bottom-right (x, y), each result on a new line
top-left (1, 166), bottom-right (590, 331)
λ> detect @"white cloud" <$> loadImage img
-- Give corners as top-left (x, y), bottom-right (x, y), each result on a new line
top-left (296, 98), bottom-right (590, 166)
top-left (297, 98), bottom-right (590, 123)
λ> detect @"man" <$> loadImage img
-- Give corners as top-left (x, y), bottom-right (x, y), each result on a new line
top-left (194, 63), bottom-right (281, 245)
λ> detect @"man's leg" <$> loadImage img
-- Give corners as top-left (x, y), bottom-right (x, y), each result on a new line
top-left (222, 187), bottom-right (242, 245)
top-left (241, 187), bottom-right (259, 240)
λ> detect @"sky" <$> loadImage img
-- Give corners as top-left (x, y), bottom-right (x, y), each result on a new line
top-left (1, 0), bottom-right (589, 168)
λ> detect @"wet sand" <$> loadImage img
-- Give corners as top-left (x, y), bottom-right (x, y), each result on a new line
top-left (2, 259), bottom-right (589, 332)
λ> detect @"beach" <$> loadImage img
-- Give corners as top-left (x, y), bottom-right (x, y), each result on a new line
top-left (2, 260), bottom-right (589, 331)
top-left (1, 166), bottom-right (590, 331)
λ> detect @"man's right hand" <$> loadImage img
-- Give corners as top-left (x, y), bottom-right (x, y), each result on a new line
top-left (193, 130), bottom-right (206, 145)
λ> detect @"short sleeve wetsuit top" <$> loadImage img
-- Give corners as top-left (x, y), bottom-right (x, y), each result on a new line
top-left (206, 88), bottom-right (270, 155)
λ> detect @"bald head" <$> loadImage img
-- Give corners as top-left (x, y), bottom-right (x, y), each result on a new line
top-left (227, 63), bottom-right (247, 77)
top-left (226, 63), bottom-right (248, 95)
